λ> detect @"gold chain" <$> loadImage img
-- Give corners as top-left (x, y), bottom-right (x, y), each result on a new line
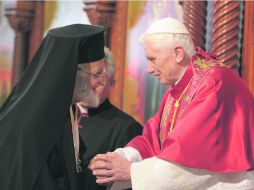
top-left (169, 80), bottom-right (191, 133)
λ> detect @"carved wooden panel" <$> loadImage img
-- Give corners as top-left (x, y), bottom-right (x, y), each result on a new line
top-left (108, 1), bottom-right (128, 109)
top-left (28, 1), bottom-right (44, 61)
top-left (180, 1), bottom-right (207, 49)
top-left (84, 0), bottom-right (116, 47)
top-left (84, 0), bottom-right (126, 108)
top-left (5, 1), bottom-right (35, 86)
top-left (211, 1), bottom-right (241, 72)
top-left (242, 1), bottom-right (254, 94)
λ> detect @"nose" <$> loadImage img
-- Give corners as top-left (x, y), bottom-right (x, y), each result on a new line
top-left (92, 77), bottom-right (105, 88)
top-left (147, 62), bottom-right (155, 74)
top-left (98, 77), bottom-right (105, 87)
top-left (91, 78), bottom-right (101, 88)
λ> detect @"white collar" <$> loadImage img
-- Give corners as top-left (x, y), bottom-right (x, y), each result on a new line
top-left (76, 103), bottom-right (88, 114)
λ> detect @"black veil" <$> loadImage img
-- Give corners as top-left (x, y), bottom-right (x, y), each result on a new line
top-left (0, 24), bottom-right (104, 190)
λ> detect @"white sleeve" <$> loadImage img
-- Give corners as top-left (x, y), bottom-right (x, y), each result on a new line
top-left (109, 148), bottom-right (212, 190)
top-left (107, 147), bottom-right (142, 190)
top-left (108, 153), bottom-right (254, 190)
top-left (114, 147), bottom-right (142, 162)
top-left (131, 157), bottom-right (254, 190)
top-left (131, 157), bottom-right (213, 190)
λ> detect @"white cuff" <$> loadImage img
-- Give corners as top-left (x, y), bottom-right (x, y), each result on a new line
top-left (107, 147), bottom-right (142, 190)
top-left (130, 157), bottom-right (254, 190)
top-left (114, 147), bottom-right (142, 163)
top-left (131, 157), bottom-right (213, 190)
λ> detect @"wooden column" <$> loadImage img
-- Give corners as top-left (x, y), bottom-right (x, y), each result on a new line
top-left (242, 1), bottom-right (254, 94)
top-left (84, 0), bottom-right (126, 108)
top-left (84, 0), bottom-right (116, 47)
top-left (28, 1), bottom-right (45, 61)
top-left (211, 1), bottom-right (241, 72)
top-left (109, 1), bottom-right (128, 109)
top-left (5, 1), bottom-right (35, 87)
top-left (180, 1), bottom-right (207, 49)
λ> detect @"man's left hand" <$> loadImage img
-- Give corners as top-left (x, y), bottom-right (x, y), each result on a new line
top-left (89, 152), bottom-right (131, 184)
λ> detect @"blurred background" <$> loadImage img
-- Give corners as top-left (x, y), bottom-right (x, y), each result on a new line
top-left (0, 0), bottom-right (253, 124)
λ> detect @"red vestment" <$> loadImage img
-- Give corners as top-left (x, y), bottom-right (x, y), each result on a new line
top-left (127, 48), bottom-right (254, 172)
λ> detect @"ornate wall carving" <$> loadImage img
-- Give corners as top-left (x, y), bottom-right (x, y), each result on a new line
top-left (84, 0), bottom-right (126, 108)
top-left (28, 1), bottom-right (44, 61)
top-left (5, 1), bottom-right (35, 86)
top-left (180, 1), bottom-right (207, 49)
top-left (84, 0), bottom-right (116, 47)
top-left (108, 1), bottom-right (128, 109)
top-left (211, 1), bottom-right (241, 72)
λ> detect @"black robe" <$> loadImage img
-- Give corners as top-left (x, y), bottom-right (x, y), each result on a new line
top-left (78, 99), bottom-right (143, 190)
top-left (0, 24), bottom-right (105, 190)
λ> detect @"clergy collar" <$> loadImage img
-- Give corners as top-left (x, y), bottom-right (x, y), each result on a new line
top-left (76, 103), bottom-right (88, 114)
top-left (170, 64), bottom-right (193, 99)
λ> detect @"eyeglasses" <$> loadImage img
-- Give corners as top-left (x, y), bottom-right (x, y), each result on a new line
top-left (77, 67), bottom-right (106, 84)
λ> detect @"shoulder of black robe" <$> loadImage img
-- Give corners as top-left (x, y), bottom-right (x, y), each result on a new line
top-left (81, 98), bottom-right (143, 161)
top-left (0, 24), bottom-right (104, 190)
top-left (79, 99), bottom-right (142, 190)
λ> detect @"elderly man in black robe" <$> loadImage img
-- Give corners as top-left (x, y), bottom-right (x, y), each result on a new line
top-left (0, 24), bottom-right (105, 190)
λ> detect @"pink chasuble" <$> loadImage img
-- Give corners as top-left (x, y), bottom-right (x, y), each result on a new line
top-left (127, 48), bottom-right (254, 173)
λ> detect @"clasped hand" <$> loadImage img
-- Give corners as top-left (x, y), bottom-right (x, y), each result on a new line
top-left (89, 152), bottom-right (131, 184)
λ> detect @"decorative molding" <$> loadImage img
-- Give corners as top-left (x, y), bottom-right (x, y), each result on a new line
top-left (29, 1), bottom-right (45, 61)
top-left (108, 1), bottom-right (128, 109)
top-left (5, 16), bottom-right (33, 33)
top-left (211, 1), bottom-right (241, 72)
top-left (83, 0), bottom-right (116, 46)
top-left (180, 1), bottom-right (207, 49)
top-left (84, 0), bottom-right (125, 108)
top-left (12, 33), bottom-right (28, 86)
top-left (5, 1), bottom-right (35, 86)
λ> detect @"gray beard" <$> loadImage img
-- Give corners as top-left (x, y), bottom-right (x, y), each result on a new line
top-left (72, 87), bottom-right (99, 108)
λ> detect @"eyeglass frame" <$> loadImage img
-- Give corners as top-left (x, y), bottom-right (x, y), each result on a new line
top-left (77, 67), bottom-right (106, 82)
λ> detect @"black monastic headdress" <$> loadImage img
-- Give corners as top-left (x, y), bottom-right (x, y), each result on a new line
top-left (0, 24), bottom-right (105, 190)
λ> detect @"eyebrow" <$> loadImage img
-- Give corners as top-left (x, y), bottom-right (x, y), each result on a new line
top-left (146, 56), bottom-right (155, 60)
top-left (94, 68), bottom-right (105, 74)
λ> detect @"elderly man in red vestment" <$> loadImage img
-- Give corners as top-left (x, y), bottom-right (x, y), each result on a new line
top-left (90, 18), bottom-right (254, 190)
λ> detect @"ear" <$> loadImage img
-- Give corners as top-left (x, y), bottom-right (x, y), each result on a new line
top-left (174, 47), bottom-right (184, 64)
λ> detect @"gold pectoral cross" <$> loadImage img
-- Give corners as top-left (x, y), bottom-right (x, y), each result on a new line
top-left (174, 101), bottom-right (180, 108)
top-left (169, 81), bottom-right (191, 133)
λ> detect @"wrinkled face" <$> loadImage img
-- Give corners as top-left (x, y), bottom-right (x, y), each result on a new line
top-left (95, 71), bottom-right (113, 104)
top-left (88, 59), bottom-right (106, 88)
top-left (72, 59), bottom-right (105, 107)
top-left (144, 40), bottom-right (180, 86)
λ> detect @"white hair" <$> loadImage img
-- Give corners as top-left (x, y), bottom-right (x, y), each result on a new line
top-left (104, 47), bottom-right (115, 85)
top-left (143, 33), bottom-right (195, 60)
